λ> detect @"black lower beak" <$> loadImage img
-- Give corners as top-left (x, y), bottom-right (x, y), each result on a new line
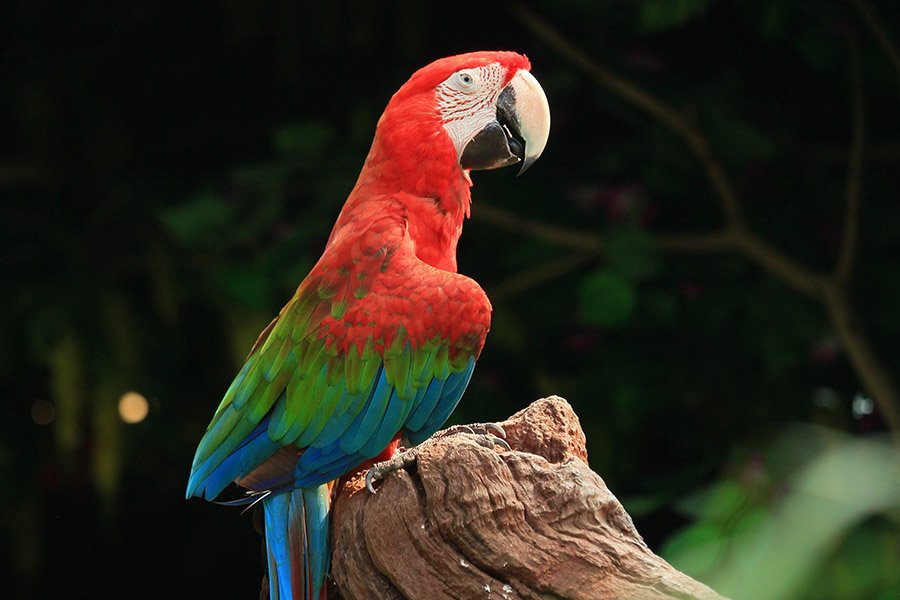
top-left (460, 86), bottom-right (525, 171)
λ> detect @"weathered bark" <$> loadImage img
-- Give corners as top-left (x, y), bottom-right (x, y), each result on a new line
top-left (330, 397), bottom-right (726, 600)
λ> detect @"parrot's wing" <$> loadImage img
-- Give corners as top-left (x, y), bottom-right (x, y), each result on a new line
top-left (186, 210), bottom-right (490, 500)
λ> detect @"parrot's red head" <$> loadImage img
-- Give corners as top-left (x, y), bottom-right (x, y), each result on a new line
top-left (334, 51), bottom-right (550, 272)
top-left (361, 51), bottom-right (550, 202)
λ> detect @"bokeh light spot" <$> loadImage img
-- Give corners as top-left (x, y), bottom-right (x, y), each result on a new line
top-left (118, 391), bottom-right (149, 424)
top-left (851, 393), bottom-right (874, 419)
top-left (31, 399), bottom-right (56, 425)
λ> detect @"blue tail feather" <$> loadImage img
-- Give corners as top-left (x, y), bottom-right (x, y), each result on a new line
top-left (263, 486), bottom-right (331, 600)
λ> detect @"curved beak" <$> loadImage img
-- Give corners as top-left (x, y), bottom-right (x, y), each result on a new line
top-left (460, 69), bottom-right (551, 175)
top-left (504, 69), bottom-right (551, 175)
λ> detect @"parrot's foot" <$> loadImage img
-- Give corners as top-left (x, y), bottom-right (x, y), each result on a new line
top-left (364, 423), bottom-right (510, 494)
top-left (431, 422), bottom-right (509, 445)
top-left (364, 449), bottom-right (418, 494)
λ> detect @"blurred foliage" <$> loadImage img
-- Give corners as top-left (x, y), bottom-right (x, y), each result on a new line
top-left (2, 0), bottom-right (900, 598)
top-left (662, 427), bottom-right (900, 599)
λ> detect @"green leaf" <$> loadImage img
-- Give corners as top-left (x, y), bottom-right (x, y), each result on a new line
top-left (211, 265), bottom-right (273, 311)
top-left (612, 384), bottom-right (641, 415)
top-left (831, 525), bottom-right (889, 597)
top-left (621, 493), bottom-right (671, 517)
top-left (796, 30), bottom-right (839, 73)
top-left (703, 480), bottom-right (749, 522)
top-left (742, 280), bottom-right (823, 378)
top-left (637, 289), bottom-right (678, 328)
top-left (232, 162), bottom-right (288, 193)
top-left (759, 1), bottom-right (789, 40)
top-left (159, 192), bottom-right (235, 246)
top-left (579, 270), bottom-right (636, 327)
top-left (705, 111), bottom-right (778, 168)
top-left (638, 0), bottom-right (713, 33)
top-left (273, 120), bottom-right (337, 158)
top-left (874, 583), bottom-right (900, 600)
top-left (604, 228), bottom-right (663, 282)
top-left (661, 523), bottom-right (725, 575)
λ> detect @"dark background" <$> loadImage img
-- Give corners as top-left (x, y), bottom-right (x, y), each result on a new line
top-left (3, 1), bottom-right (899, 598)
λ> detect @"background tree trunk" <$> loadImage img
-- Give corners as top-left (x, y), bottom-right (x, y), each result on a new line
top-left (327, 397), bottom-right (727, 600)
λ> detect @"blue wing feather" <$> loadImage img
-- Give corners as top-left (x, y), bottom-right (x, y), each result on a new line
top-left (405, 357), bottom-right (475, 446)
top-left (188, 413), bottom-right (278, 499)
top-left (363, 381), bottom-right (427, 458)
top-left (187, 353), bottom-right (477, 501)
top-left (188, 214), bottom-right (488, 600)
top-left (339, 369), bottom-right (392, 454)
top-left (360, 388), bottom-right (405, 458)
top-left (404, 376), bottom-right (447, 432)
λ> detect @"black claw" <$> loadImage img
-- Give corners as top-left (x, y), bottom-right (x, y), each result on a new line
top-left (364, 422), bottom-right (513, 496)
top-left (468, 433), bottom-right (512, 453)
top-left (493, 436), bottom-right (512, 452)
top-left (434, 424), bottom-right (475, 439)
top-left (364, 449), bottom-right (419, 494)
top-left (484, 423), bottom-right (507, 439)
top-left (457, 425), bottom-right (476, 435)
top-left (365, 468), bottom-right (378, 494)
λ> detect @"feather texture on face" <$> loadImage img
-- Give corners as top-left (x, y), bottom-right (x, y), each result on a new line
top-left (436, 63), bottom-right (510, 158)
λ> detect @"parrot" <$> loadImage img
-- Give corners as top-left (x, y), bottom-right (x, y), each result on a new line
top-left (186, 50), bottom-right (550, 600)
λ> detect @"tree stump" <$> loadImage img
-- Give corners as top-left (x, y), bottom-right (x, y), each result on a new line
top-left (330, 396), bottom-right (727, 600)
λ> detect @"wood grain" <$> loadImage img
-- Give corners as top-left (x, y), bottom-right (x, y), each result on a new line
top-left (330, 397), bottom-right (726, 600)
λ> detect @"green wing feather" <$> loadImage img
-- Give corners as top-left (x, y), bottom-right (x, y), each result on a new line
top-left (186, 213), bottom-right (489, 500)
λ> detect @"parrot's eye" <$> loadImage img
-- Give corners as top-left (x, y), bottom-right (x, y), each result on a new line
top-left (453, 71), bottom-right (477, 92)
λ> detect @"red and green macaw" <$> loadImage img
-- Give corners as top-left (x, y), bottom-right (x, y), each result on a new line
top-left (186, 51), bottom-right (550, 600)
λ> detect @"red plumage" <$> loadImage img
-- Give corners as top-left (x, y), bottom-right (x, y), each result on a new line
top-left (308, 54), bottom-right (540, 359)
top-left (188, 51), bottom-right (548, 600)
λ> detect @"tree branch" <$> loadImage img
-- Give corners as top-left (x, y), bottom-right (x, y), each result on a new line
top-left (781, 141), bottom-right (900, 165)
top-left (657, 230), bottom-right (737, 253)
top-left (503, 6), bottom-right (900, 432)
top-left (472, 202), bottom-right (603, 253)
top-left (331, 398), bottom-right (728, 600)
top-left (734, 232), bottom-right (824, 297)
top-left (835, 34), bottom-right (865, 287)
top-left (488, 251), bottom-right (598, 302)
top-left (850, 0), bottom-right (900, 90)
top-left (822, 33), bottom-right (900, 434)
top-left (0, 161), bottom-right (57, 189)
top-left (822, 284), bottom-right (900, 434)
top-left (512, 3), bottom-right (742, 227)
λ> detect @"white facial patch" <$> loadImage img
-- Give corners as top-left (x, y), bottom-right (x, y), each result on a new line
top-left (436, 64), bottom-right (507, 159)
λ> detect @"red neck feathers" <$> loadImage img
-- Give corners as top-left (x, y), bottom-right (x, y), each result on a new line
top-left (333, 96), bottom-right (470, 274)
top-left (330, 52), bottom-right (531, 274)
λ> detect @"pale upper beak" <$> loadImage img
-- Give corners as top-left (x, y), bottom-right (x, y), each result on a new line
top-left (505, 69), bottom-right (551, 175)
